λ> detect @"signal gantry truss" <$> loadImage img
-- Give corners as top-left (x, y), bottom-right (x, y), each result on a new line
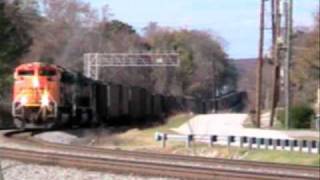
top-left (84, 52), bottom-right (180, 80)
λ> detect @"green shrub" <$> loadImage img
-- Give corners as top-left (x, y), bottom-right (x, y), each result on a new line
top-left (277, 105), bottom-right (315, 129)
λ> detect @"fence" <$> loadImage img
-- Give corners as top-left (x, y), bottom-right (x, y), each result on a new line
top-left (154, 132), bottom-right (320, 154)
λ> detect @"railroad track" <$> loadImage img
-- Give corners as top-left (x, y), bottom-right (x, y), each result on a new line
top-left (1, 130), bottom-right (319, 179)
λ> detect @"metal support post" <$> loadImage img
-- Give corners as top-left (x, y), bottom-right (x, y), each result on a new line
top-left (227, 136), bottom-right (235, 148)
top-left (240, 136), bottom-right (246, 148)
top-left (307, 141), bottom-right (312, 154)
top-left (209, 135), bottom-right (217, 147)
top-left (280, 139), bottom-right (285, 150)
top-left (272, 139), bottom-right (277, 150)
top-left (265, 138), bottom-right (270, 149)
top-left (289, 140), bottom-right (294, 152)
top-left (298, 140), bottom-right (303, 152)
top-left (248, 137), bottom-right (253, 150)
top-left (161, 133), bottom-right (167, 148)
top-left (257, 138), bottom-right (264, 149)
top-left (186, 135), bottom-right (193, 148)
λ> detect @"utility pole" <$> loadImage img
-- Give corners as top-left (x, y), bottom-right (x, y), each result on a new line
top-left (255, 0), bottom-right (266, 128)
top-left (269, 0), bottom-right (281, 127)
top-left (284, 0), bottom-right (293, 129)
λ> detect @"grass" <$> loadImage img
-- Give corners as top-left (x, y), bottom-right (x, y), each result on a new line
top-left (96, 113), bottom-right (193, 148)
top-left (158, 141), bottom-right (320, 166)
top-left (152, 113), bottom-right (193, 132)
top-left (168, 143), bottom-right (320, 166)
top-left (242, 149), bottom-right (320, 166)
top-left (94, 113), bottom-right (319, 166)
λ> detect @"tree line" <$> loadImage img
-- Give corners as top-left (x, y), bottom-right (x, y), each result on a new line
top-left (291, 13), bottom-right (319, 106)
top-left (0, 0), bottom-right (238, 101)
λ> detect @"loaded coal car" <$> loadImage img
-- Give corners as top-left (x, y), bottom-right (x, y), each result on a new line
top-left (94, 82), bottom-right (108, 124)
top-left (167, 96), bottom-right (177, 113)
top-left (139, 88), bottom-right (147, 118)
top-left (128, 86), bottom-right (143, 120)
top-left (184, 97), bottom-right (198, 113)
top-left (12, 62), bottom-right (97, 129)
top-left (161, 95), bottom-right (170, 115)
top-left (119, 85), bottom-right (129, 120)
top-left (106, 83), bottom-right (121, 123)
top-left (175, 96), bottom-right (185, 111)
top-left (144, 89), bottom-right (153, 117)
top-left (151, 94), bottom-right (163, 118)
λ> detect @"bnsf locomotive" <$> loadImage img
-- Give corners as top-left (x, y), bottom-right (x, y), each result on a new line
top-left (12, 62), bottom-right (96, 128)
top-left (12, 62), bottom-right (245, 129)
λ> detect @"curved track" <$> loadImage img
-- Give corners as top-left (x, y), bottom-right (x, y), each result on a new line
top-left (1, 130), bottom-right (319, 179)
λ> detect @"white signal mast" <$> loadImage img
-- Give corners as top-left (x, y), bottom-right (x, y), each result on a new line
top-left (84, 52), bottom-right (180, 80)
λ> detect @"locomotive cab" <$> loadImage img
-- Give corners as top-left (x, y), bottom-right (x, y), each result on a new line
top-left (12, 62), bottom-right (59, 128)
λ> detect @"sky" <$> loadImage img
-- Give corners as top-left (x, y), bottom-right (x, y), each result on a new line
top-left (87, 0), bottom-right (319, 59)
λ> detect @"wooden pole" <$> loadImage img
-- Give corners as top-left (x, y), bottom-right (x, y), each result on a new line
top-left (255, 0), bottom-right (266, 128)
top-left (284, 0), bottom-right (293, 129)
top-left (269, 0), bottom-right (281, 127)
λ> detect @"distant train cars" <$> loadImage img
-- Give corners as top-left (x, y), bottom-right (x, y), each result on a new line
top-left (12, 62), bottom-right (245, 129)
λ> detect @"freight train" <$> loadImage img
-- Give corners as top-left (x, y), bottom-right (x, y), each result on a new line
top-left (12, 62), bottom-right (245, 129)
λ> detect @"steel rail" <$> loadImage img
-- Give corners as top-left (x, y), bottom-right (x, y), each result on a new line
top-left (0, 147), bottom-right (315, 180)
top-left (3, 130), bottom-right (320, 179)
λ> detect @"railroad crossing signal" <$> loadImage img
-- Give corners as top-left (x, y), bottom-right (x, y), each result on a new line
top-left (84, 52), bottom-right (180, 80)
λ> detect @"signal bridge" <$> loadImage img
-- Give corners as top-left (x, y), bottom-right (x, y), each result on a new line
top-left (84, 52), bottom-right (180, 80)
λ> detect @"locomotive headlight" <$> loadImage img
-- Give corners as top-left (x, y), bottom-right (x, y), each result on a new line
top-left (32, 76), bottom-right (40, 88)
top-left (41, 93), bottom-right (50, 107)
top-left (20, 96), bottom-right (28, 105)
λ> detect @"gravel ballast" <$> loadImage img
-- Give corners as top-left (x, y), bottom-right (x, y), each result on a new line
top-left (0, 159), bottom-right (175, 180)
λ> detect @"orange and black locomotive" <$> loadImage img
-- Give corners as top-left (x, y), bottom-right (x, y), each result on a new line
top-left (12, 62), bottom-right (94, 128)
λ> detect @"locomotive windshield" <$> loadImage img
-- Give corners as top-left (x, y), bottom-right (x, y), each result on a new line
top-left (18, 70), bottom-right (34, 76)
top-left (39, 69), bottom-right (56, 76)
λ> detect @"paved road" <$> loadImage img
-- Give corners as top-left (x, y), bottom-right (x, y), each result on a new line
top-left (174, 113), bottom-right (319, 139)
